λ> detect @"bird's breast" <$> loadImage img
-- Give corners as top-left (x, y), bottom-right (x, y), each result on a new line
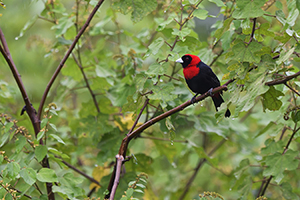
top-left (183, 66), bottom-right (200, 80)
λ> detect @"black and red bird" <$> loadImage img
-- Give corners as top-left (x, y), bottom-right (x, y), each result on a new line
top-left (176, 54), bottom-right (231, 117)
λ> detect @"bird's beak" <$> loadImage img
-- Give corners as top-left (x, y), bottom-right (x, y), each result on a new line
top-left (176, 58), bottom-right (183, 63)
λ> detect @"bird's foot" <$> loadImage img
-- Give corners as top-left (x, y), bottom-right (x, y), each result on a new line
top-left (208, 88), bottom-right (214, 97)
top-left (190, 93), bottom-right (199, 104)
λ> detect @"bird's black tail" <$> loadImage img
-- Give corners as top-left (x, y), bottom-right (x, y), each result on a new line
top-left (212, 93), bottom-right (231, 117)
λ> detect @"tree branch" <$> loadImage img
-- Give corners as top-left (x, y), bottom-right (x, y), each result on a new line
top-left (109, 155), bottom-right (124, 200)
top-left (37, 0), bottom-right (105, 120)
top-left (0, 28), bottom-right (40, 136)
top-left (104, 79), bottom-right (234, 199)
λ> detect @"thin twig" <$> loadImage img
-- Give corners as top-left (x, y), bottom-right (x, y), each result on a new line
top-left (60, 158), bottom-right (101, 186)
top-left (37, 0), bottom-right (105, 120)
top-left (128, 98), bottom-right (149, 135)
top-left (284, 82), bottom-right (300, 97)
top-left (72, 53), bottom-right (100, 113)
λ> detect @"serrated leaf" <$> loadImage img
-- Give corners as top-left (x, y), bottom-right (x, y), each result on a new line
top-left (261, 86), bottom-right (284, 111)
top-left (263, 150), bottom-right (299, 184)
top-left (232, 0), bottom-right (265, 19)
top-left (145, 63), bottom-right (168, 76)
top-left (112, 0), bottom-right (157, 23)
top-left (35, 145), bottom-right (47, 162)
top-left (280, 182), bottom-right (299, 200)
top-left (20, 168), bottom-right (37, 185)
top-left (148, 82), bottom-right (177, 107)
top-left (261, 139), bottom-right (284, 155)
top-left (232, 40), bottom-right (262, 63)
top-left (37, 168), bottom-right (58, 182)
top-left (145, 37), bottom-right (164, 57)
top-left (172, 28), bottom-right (191, 41)
top-left (234, 159), bottom-right (250, 179)
top-left (5, 162), bottom-right (20, 179)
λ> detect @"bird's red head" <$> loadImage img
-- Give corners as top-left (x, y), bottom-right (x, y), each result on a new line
top-left (176, 54), bottom-right (201, 68)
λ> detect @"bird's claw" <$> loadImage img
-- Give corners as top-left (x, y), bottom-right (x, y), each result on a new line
top-left (208, 88), bottom-right (214, 97)
top-left (191, 96), bottom-right (196, 104)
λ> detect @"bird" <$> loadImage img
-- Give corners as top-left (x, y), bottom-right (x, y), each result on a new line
top-left (176, 54), bottom-right (231, 117)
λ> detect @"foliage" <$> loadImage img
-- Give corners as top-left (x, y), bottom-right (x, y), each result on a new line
top-left (1, 0), bottom-right (300, 199)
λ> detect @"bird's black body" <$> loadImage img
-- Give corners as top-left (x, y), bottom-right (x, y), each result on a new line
top-left (176, 54), bottom-right (231, 117)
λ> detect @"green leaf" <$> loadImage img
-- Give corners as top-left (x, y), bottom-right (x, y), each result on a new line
top-left (280, 182), bottom-right (299, 200)
top-left (148, 82), bottom-right (177, 108)
top-left (35, 145), bottom-right (48, 162)
top-left (297, 0), bottom-right (300, 11)
top-left (261, 139), bottom-right (284, 155)
top-left (232, 0), bottom-right (265, 19)
top-left (292, 110), bottom-right (300, 123)
top-left (126, 188), bottom-right (134, 198)
top-left (276, 47), bottom-right (295, 65)
top-left (261, 86), bottom-right (284, 111)
top-left (20, 168), bottom-right (37, 185)
top-left (112, 0), bottom-right (157, 23)
top-left (5, 162), bottom-right (20, 179)
top-left (193, 9), bottom-right (209, 20)
top-left (37, 168), bottom-right (58, 182)
top-left (214, 17), bottom-right (233, 42)
top-left (286, 6), bottom-right (299, 27)
top-left (145, 37), bottom-right (164, 57)
top-left (37, 130), bottom-right (45, 141)
top-left (263, 150), bottom-right (299, 183)
top-left (51, 16), bottom-right (75, 37)
top-left (0, 131), bottom-right (10, 148)
top-left (208, 0), bottom-right (224, 7)
top-left (4, 121), bottom-right (13, 133)
top-left (145, 63), bottom-right (168, 76)
top-left (15, 15), bottom-right (38, 40)
top-left (172, 28), bottom-right (191, 41)
top-left (49, 134), bottom-right (65, 145)
top-left (234, 159), bottom-right (250, 180)
top-left (232, 40), bottom-right (262, 63)
top-left (96, 64), bottom-right (117, 78)
top-left (193, 146), bottom-right (218, 168)
top-left (15, 136), bottom-right (27, 153)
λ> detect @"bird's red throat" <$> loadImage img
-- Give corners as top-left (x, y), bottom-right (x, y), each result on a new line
top-left (183, 66), bottom-right (200, 80)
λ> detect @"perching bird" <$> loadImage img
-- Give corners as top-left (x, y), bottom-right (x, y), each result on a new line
top-left (176, 54), bottom-right (230, 117)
